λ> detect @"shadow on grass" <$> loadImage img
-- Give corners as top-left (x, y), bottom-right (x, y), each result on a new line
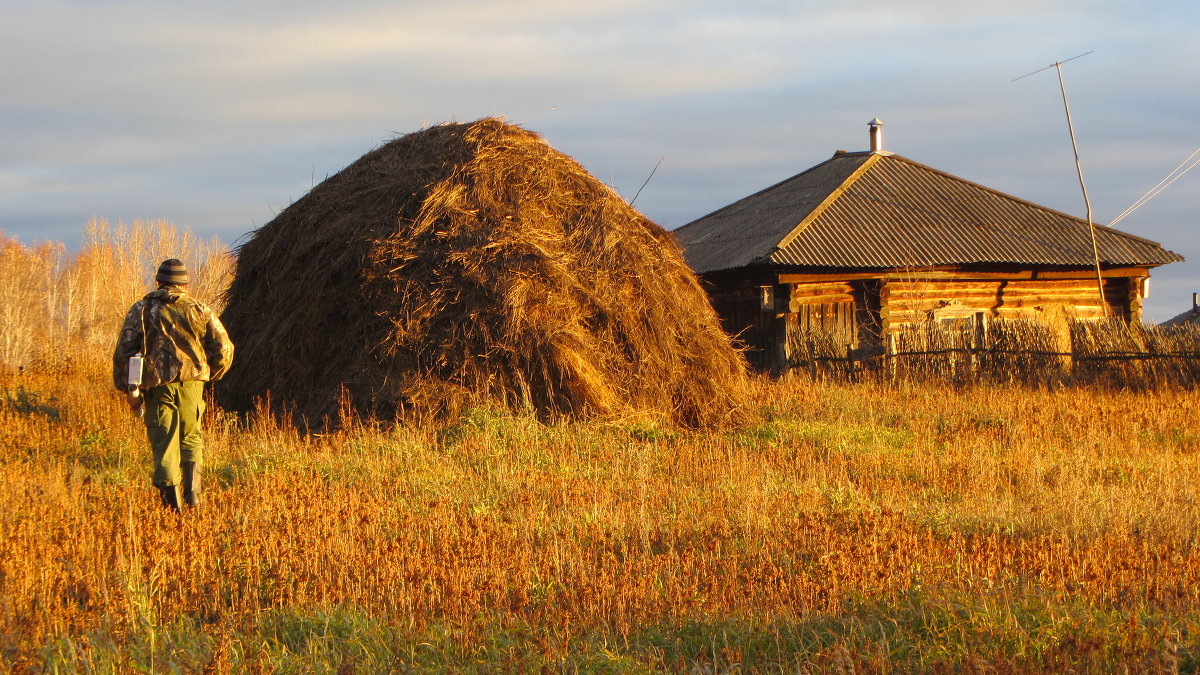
top-left (27, 588), bottom-right (1200, 673)
top-left (2, 386), bottom-right (61, 421)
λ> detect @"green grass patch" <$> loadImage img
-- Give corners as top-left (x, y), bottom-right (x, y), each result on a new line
top-left (26, 587), bottom-right (1200, 673)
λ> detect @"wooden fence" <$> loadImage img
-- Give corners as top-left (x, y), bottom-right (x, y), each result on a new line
top-left (786, 318), bottom-right (1200, 387)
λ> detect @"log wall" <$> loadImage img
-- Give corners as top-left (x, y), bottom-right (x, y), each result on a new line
top-left (699, 269), bottom-right (1149, 373)
top-left (785, 281), bottom-right (857, 337)
top-left (880, 278), bottom-right (1131, 330)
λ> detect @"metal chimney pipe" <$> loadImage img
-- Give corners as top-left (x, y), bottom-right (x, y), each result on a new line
top-left (868, 118), bottom-right (884, 152)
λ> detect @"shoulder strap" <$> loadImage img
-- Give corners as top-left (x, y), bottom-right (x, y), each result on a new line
top-left (139, 299), bottom-right (150, 355)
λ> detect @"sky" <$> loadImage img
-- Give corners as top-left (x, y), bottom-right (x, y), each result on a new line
top-left (2, 0), bottom-right (1197, 321)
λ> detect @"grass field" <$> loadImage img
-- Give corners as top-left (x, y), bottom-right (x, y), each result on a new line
top-left (3, 365), bottom-right (1199, 672)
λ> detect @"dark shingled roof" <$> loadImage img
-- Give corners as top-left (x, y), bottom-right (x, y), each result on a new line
top-left (674, 151), bottom-right (1184, 274)
top-left (1162, 306), bottom-right (1200, 327)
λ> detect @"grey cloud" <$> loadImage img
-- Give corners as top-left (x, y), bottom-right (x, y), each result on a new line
top-left (1, 0), bottom-right (1197, 321)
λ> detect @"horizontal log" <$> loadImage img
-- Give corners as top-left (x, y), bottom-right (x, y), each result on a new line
top-left (993, 306), bottom-right (1109, 319)
top-left (884, 292), bottom-right (1104, 307)
top-left (789, 280), bottom-right (854, 293)
top-left (885, 296), bottom-right (1120, 312)
top-left (789, 293), bottom-right (855, 306)
top-left (778, 267), bottom-right (1151, 284)
top-left (884, 306), bottom-right (1114, 324)
top-left (885, 279), bottom-right (1113, 294)
top-left (993, 296), bottom-right (1119, 310)
top-left (882, 287), bottom-right (1126, 306)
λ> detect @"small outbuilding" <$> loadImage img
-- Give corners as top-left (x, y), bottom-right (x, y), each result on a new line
top-left (673, 120), bottom-right (1184, 370)
top-left (1163, 294), bottom-right (1200, 327)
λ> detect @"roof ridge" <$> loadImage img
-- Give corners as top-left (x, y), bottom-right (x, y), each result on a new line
top-left (673, 152), bottom-right (870, 234)
top-left (772, 153), bottom-right (882, 258)
top-left (676, 148), bottom-right (1182, 273)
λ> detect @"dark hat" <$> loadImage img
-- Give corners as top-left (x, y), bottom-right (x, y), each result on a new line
top-left (155, 259), bottom-right (189, 285)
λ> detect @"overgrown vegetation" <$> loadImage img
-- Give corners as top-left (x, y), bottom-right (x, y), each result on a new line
top-left (789, 317), bottom-right (1200, 387)
top-left (2, 224), bottom-right (1198, 671)
top-left (3, 364), bottom-right (1200, 671)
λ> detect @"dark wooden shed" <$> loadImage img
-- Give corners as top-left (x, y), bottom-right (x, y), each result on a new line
top-left (673, 121), bottom-right (1184, 371)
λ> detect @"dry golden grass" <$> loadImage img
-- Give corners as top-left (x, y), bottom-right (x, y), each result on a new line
top-left (2, 222), bottom-right (1199, 670)
top-left (3, 362), bottom-right (1199, 671)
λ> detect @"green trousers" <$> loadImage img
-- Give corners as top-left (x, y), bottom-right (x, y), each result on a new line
top-left (144, 381), bottom-right (206, 487)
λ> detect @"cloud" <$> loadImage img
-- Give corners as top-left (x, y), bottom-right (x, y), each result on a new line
top-left (1, 0), bottom-right (1196, 318)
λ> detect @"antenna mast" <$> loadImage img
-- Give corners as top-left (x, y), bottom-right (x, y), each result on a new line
top-left (1015, 51), bottom-right (1108, 317)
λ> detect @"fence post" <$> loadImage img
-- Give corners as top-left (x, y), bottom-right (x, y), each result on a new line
top-left (886, 333), bottom-right (896, 381)
top-left (971, 312), bottom-right (986, 377)
top-left (808, 338), bottom-right (817, 379)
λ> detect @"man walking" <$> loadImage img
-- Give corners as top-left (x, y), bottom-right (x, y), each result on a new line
top-left (113, 259), bottom-right (234, 511)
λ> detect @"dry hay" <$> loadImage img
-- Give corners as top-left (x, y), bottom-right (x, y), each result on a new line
top-left (217, 118), bottom-right (748, 427)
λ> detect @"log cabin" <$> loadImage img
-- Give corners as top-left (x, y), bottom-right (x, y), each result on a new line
top-left (673, 120), bottom-right (1184, 371)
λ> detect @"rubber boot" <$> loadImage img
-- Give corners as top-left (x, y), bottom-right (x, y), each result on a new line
top-left (158, 484), bottom-right (183, 512)
top-left (181, 461), bottom-right (201, 507)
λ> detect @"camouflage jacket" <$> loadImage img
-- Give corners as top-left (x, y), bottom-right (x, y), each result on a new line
top-left (112, 286), bottom-right (235, 391)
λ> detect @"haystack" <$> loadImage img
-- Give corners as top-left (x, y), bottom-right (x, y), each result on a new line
top-left (218, 118), bottom-right (747, 427)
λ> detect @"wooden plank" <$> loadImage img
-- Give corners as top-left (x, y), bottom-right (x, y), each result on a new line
top-left (886, 297), bottom-right (1121, 316)
top-left (883, 284), bottom-right (1080, 297)
top-left (993, 296), bottom-right (1111, 310)
top-left (789, 281), bottom-right (855, 296)
top-left (789, 293), bottom-right (855, 308)
top-left (790, 290), bottom-right (856, 302)
top-left (886, 291), bottom-right (1105, 305)
top-left (885, 279), bottom-right (1104, 294)
top-left (997, 304), bottom-right (1107, 316)
top-left (892, 267), bottom-right (1150, 281)
top-left (885, 303), bottom-right (1119, 324)
top-left (780, 271), bottom-right (897, 284)
top-left (777, 266), bottom-right (1151, 284)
